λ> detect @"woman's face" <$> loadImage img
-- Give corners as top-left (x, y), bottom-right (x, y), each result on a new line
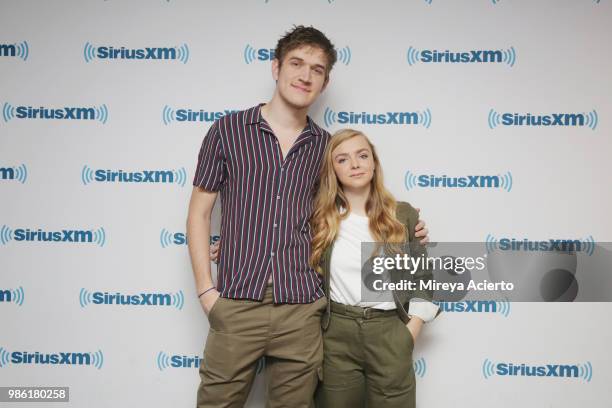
top-left (331, 135), bottom-right (375, 192)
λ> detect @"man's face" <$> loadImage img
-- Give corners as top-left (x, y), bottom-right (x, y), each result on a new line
top-left (272, 45), bottom-right (329, 110)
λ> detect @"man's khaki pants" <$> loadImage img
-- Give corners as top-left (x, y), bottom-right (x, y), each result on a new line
top-left (196, 284), bottom-right (327, 408)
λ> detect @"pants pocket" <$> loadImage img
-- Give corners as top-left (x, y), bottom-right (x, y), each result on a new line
top-left (399, 319), bottom-right (415, 354)
top-left (207, 297), bottom-right (225, 330)
top-left (315, 296), bottom-right (328, 313)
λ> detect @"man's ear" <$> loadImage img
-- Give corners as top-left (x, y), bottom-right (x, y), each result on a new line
top-left (271, 58), bottom-right (280, 81)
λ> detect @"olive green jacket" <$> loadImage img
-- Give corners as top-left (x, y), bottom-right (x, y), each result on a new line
top-left (320, 201), bottom-right (440, 330)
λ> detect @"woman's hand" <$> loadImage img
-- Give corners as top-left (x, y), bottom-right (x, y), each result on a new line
top-left (210, 241), bottom-right (220, 264)
top-left (406, 315), bottom-right (424, 342)
top-left (414, 208), bottom-right (429, 245)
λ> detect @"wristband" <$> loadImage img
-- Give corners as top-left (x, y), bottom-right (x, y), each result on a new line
top-left (198, 286), bottom-right (216, 298)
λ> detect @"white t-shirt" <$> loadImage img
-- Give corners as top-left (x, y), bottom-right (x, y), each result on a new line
top-left (329, 211), bottom-right (439, 322)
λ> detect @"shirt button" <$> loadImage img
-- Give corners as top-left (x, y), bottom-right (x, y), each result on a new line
top-left (276, 195), bottom-right (280, 200)
top-left (271, 252), bottom-right (275, 256)
top-left (273, 223), bottom-right (278, 228)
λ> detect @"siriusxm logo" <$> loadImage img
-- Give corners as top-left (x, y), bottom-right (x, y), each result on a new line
top-left (489, 109), bottom-right (598, 130)
top-left (324, 107), bottom-right (431, 128)
top-left (3, 103), bottom-right (108, 124)
top-left (0, 286), bottom-right (25, 306)
top-left (82, 166), bottom-right (187, 187)
top-left (0, 347), bottom-right (104, 369)
top-left (405, 171), bottom-right (513, 191)
top-left (0, 41), bottom-right (29, 60)
top-left (0, 225), bottom-right (106, 247)
top-left (486, 234), bottom-right (595, 256)
top-left (336, 46), bottom-right (352, 65)
top-left (434, 300), bottom-right (510, 317)
top-left (414, 358), bottom-right (426, 378)
top-left (157, 353), bottom-right (265, 373)
top-left (243, 44), bottom-right (351, 65)
top-left (156, 351), bottom-right (200, 370)
top-left (244, 45), bottom-right (275, 64)
top-left (160, 229), bottom-right (220, 248)
top-left (83, 42), bottom-right (189, 63)
top-left (0, 164), bottom-right (28, 184)
top-left (407, 46), bottom-right (516, 67)
top-left (162, 106), bottom-right (237, 125)
top-left (160, 229), bottom-right (187, 247)
top-left (79, 289), bottom-right (185, 310)
top-left (483, 359), bottom-right (593, 381)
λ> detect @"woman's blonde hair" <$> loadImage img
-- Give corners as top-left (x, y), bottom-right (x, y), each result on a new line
top-left (310, 128), bottom-right (406, 273)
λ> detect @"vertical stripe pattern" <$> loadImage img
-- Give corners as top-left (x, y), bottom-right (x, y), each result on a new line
top-left (193, 104), bottom-right (329, 303)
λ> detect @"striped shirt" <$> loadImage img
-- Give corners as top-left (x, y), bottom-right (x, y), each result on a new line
top-left (193, 104), bottom-right (329, 303)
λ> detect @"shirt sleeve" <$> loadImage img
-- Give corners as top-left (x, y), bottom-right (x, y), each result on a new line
top-left (192, 122), bottom-right (226, 191)
top-left (408, 298), bottom-right (439, 323)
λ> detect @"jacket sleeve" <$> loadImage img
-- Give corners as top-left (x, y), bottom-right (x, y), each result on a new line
top-left (397, 201), bottom-right (441, 320)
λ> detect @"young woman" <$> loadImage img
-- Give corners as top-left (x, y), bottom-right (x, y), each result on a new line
top-left (311, 129), bottom-right (439, 408)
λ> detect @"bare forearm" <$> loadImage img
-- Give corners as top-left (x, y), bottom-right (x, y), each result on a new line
top-left (407, 315), bottom-right (424, 339)
top-left (187, 209), bottom-right (214, 294)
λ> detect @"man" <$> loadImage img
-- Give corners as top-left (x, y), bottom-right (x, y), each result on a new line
top-left (187, 26), bottom-right (429, 408)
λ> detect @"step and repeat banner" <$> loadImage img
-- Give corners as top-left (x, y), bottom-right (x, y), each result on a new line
top-left (1, 1), bottom-right (611, 407)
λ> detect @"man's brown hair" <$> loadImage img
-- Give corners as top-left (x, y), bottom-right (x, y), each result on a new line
top-left (275, 25), bottom-right (337, 79)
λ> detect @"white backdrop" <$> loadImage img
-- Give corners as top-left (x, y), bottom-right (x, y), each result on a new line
top-left (1, 1), bottom-right (611, 407)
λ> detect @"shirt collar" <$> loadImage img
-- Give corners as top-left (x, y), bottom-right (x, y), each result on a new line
top-left (246, 103), bottom-right (322, 137)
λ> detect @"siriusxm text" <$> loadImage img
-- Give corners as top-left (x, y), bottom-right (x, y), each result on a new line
top-left (421, 50), bottom-right (503, 63)
top-left (174, 109), bottom-right (237, 122)
top-left (337, 111), bottom-right (418, 125)
top-left (14, 229), bottom-right (94, 242)
top-left (10, 352), bottom-right (94, 366)
top-left (502, 113), bottom-right (588, 126)
top-left (95, 170), bottom-right (175, 183)
top-left (92, 292), bottom-right (174, 306)
top-left (499, 238), bottom-right (582, 252)
top-left (497, 363), bottom-right (579, 378)
top-left (14, 106), bottom-right (96, 120)
top-left (96, 47), bottom-right (177, 60)
top-left (417, 175), bottom-right (500, 188)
